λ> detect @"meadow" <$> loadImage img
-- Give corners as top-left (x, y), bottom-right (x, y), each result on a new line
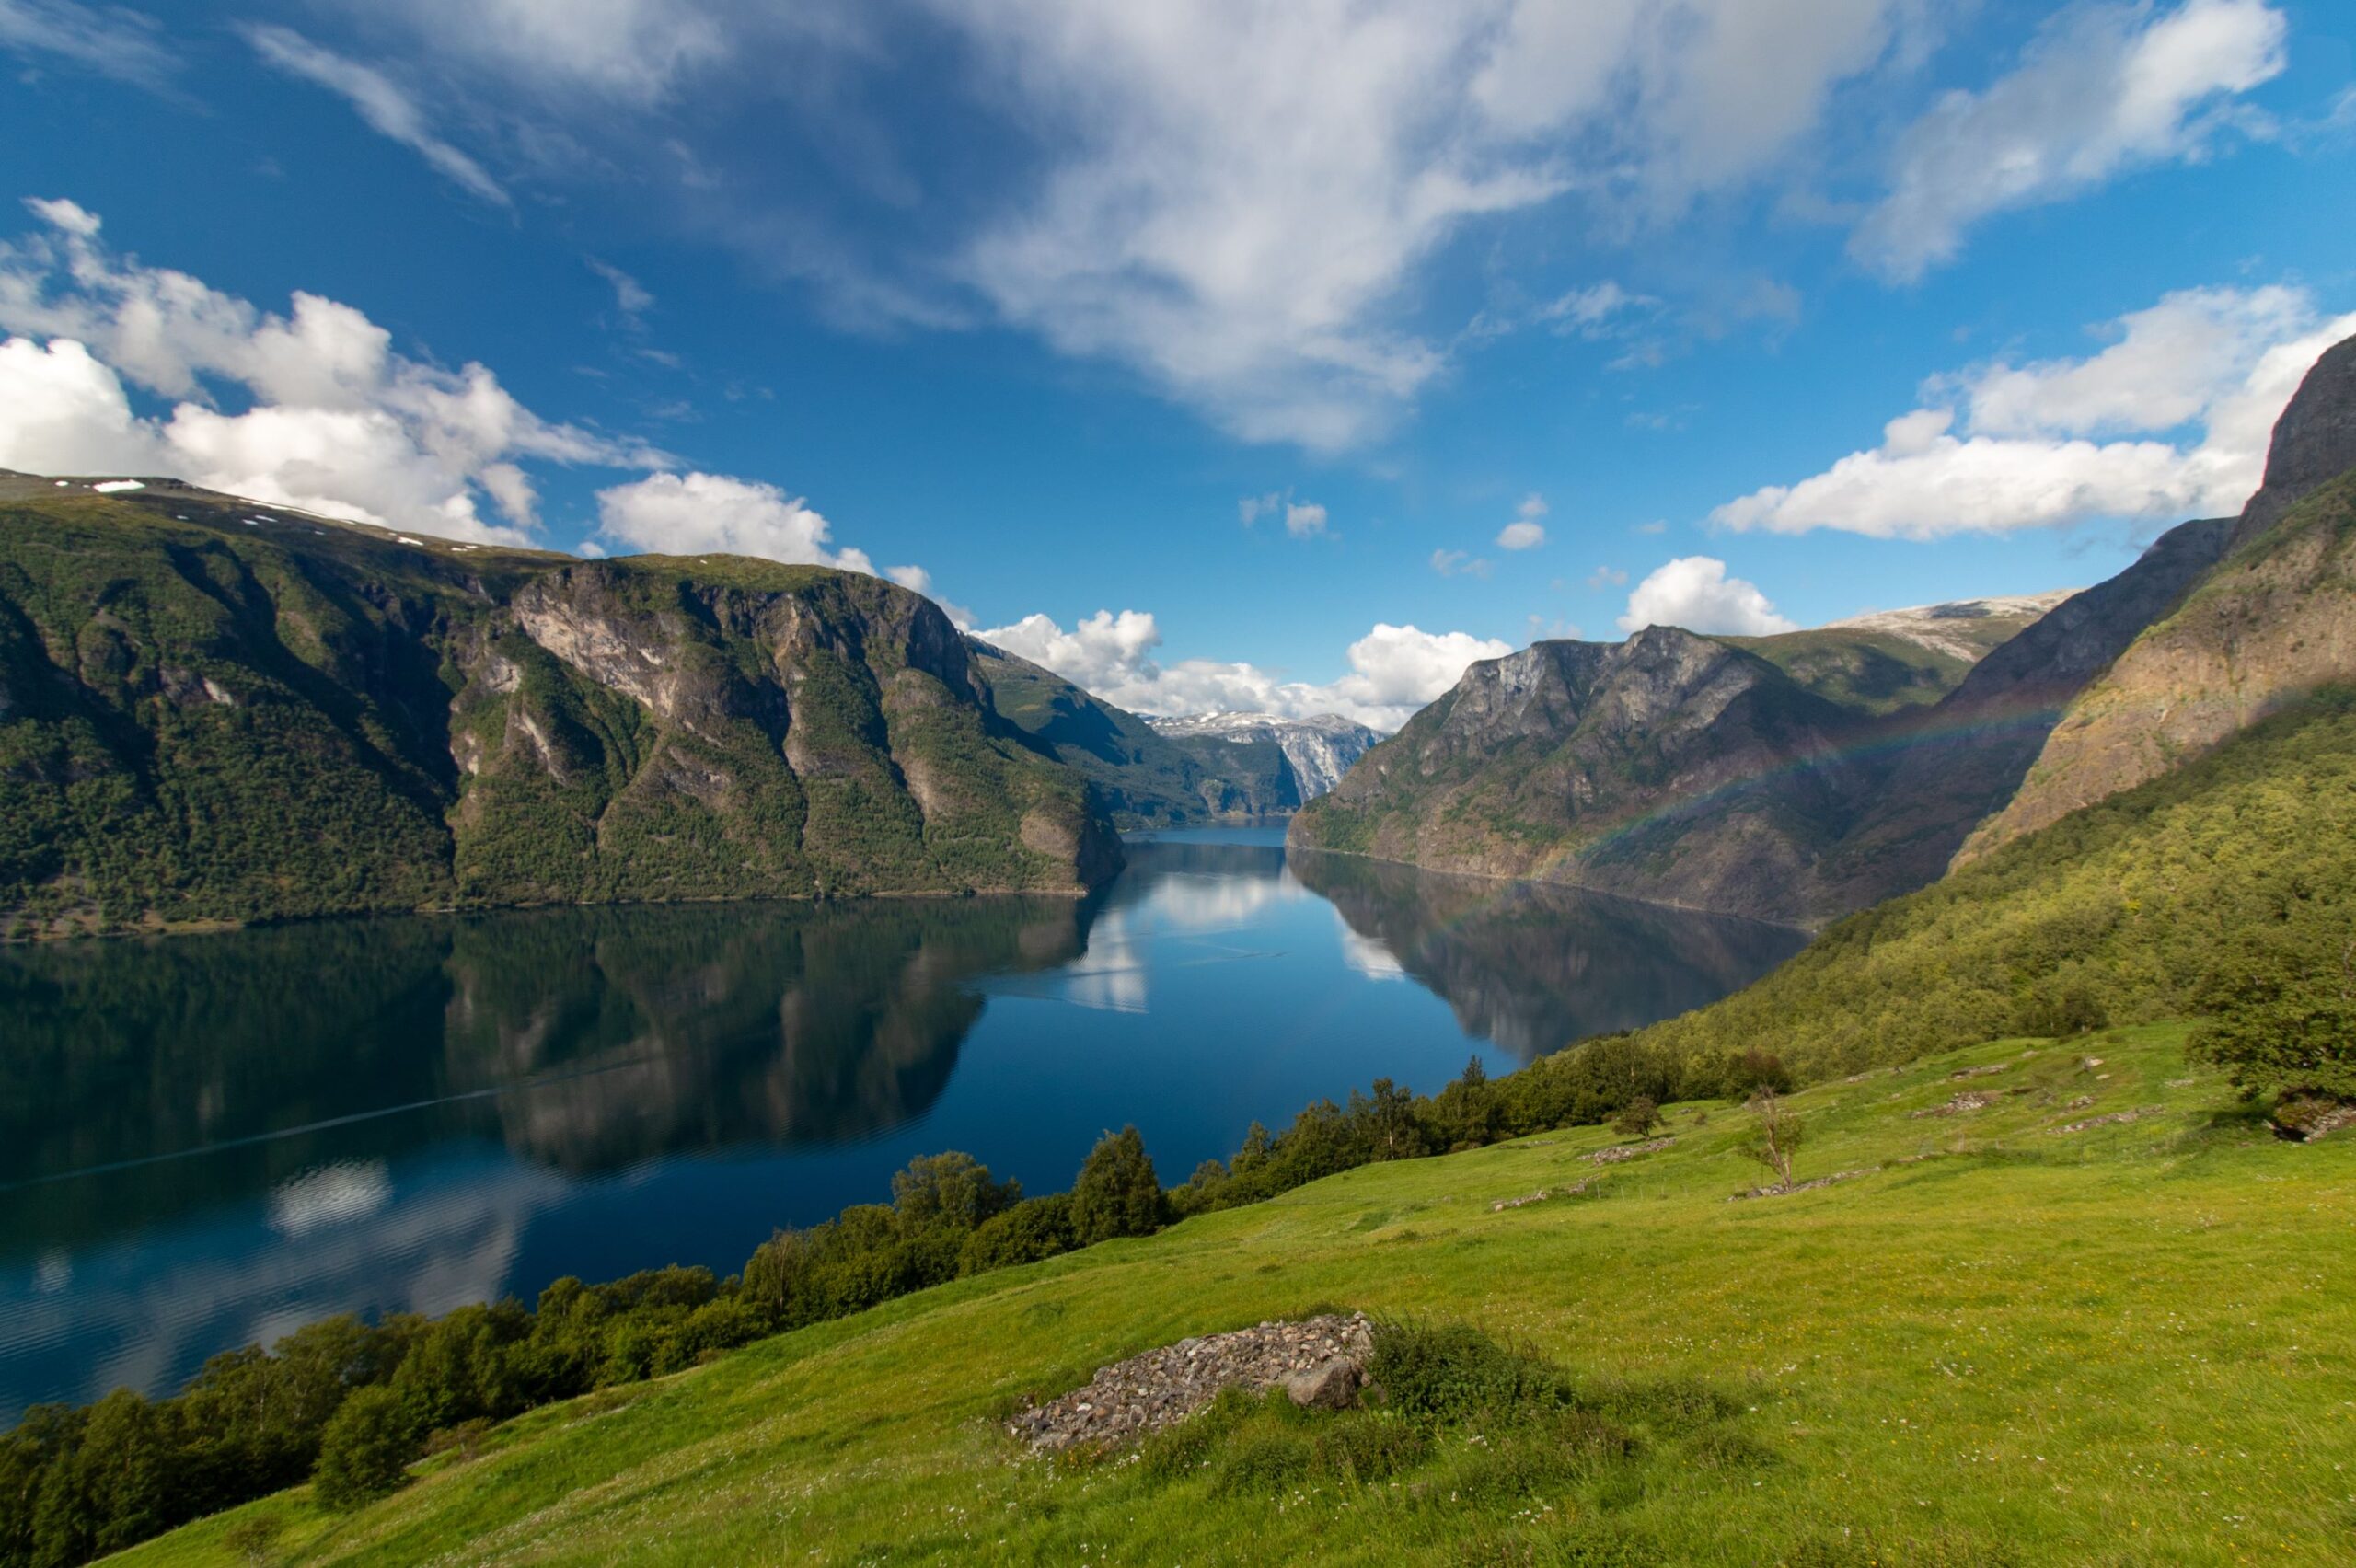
top-left (118, 1022), bottom-right (2356, 1566)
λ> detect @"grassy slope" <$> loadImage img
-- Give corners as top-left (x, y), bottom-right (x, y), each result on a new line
top-left (1633, 691), bottom-right (2356, 1081)
top-left (121, 1025), bottom-right (2356, 1567)
top-left (1726, 628), bottom-right (1976, 716)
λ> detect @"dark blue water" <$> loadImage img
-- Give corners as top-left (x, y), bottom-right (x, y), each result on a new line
top-left (0, 830), bottom-right (1805, 1421)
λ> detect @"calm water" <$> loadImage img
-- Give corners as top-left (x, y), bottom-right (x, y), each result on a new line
top-left (0, 829), bottom-right (1805, 1421)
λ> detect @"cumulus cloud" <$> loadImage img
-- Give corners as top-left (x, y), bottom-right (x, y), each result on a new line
top-left (882, 562), bottom-right (975, 628)
top-left (1285, 501), bottom-right (1329, 538)
top-left (974, 610), bottom-right (1509, 731)
top-left (1618, 556), bottom-right (1795, 636)
top-left (1854, 0), bottom-right (2286, 281)
top-left (1496, 491), bottom-right (1548, 549)
top-left (1714, 284), bottom-right (2356, 538)
top-left (245, 26), bottom-right (511, 206)
top-left (595, 472), bottom-right (875, 572)
top-left (0, 197), bottom-right (663, 539)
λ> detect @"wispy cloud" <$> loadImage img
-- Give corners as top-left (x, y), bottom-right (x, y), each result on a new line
top-left (244, 25), bottom-right (511, 206)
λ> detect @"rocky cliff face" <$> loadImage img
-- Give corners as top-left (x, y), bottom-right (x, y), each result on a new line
top-left (1962, 332), bottom-right (2356, 859)
top-left (0, 478), bottom-right (1119, 937)
top-left (1144, 711), bottom-right (1380, 798)
top-left (1287, 628), bottom-right (1865, 924)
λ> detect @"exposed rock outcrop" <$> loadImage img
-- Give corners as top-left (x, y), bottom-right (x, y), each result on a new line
top-left (1145, 711), bottom-right (1380, 799)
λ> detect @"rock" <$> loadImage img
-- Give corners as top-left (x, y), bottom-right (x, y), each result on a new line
top-left (1285, 1358), bottom-right (1362, 1411)
top-left (1911, 1091), bottom-right (1999, 1119)
top-left (1589, 1136), bottom-right (1674, 1165)
top-left (2050, 1105), bottom-right (2165, 1136)
top-left (1006, 1313), bottom-right (1375, 1454)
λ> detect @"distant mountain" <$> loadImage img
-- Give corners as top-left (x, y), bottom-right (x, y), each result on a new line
top-left (965, 640), bottom-right (1302, 825)
top-left (1143, 711), bottom-right (1380, 798)
top-left (0, 474), bottom-right (1121, 939)
top-left (1288, 528), bottom-right (2234, 927)
top-left (1962, 332), bottom-right (2356, 860)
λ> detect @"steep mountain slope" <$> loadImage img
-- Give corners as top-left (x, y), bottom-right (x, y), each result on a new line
top-left (0, 478), bottom-right (1120, 936)
top-left (1809, 513), bottom-right (2233, 912)
top-left (1638, 688), bottom-right (2356, 1081)
top-left (1144, 711), bottom-right (1378, 797)
top-left (1288, 627), bottom-right (1866, 923)
top-left (1288, 530), bottom-right (2226, 926)
top-left (968, 640), bottom-right (1301, 825)
top-left (1964, 332), bottom-right (2356, 858)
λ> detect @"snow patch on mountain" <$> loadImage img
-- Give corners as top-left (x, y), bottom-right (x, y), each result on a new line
top-left (1823, 590), bottom-right (2077, 662)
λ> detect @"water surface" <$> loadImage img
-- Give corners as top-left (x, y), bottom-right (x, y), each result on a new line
top-left (0, 829), bottom-right (1805, 1420)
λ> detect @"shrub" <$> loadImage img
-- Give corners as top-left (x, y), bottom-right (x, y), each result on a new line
top-left (1611, 1097), bottom-right (1661, 1138)
top-left (959, 1193), bottom-right (1079, 1274)
top-left (2189, 931), bottom-right (2356, 1103)
top-left (311, 1387), bottom-right (418, 1510)
top-left (1366, 1323), bottom-right (1569, 1425)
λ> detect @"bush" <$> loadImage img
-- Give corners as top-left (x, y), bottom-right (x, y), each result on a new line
top-left (2189, 930), bottom-right (2356, 1103)
top-left (959, 1193), bottom-right (1079, 1274)
top-left (311, 1387), bottom-right (418, 1510)
top-left (1366, 1323), bottom-right (1569, 1425)
top-left (1611, 1097), bottom-right (1661, 1138)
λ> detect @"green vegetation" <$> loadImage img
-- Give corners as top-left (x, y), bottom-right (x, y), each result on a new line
top-left (0, 491), bottom-right (1114, 939)
top-left (96, 1023), bottom-right (2356, 1564)
top-left (1635, 690), bottom-right (2356, 1086)
top-left (1726, 627), bottom-right (1975, 715)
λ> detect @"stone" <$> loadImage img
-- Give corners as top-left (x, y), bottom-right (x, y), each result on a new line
top-left (1284, 1358), bottom-right (1362, 1412)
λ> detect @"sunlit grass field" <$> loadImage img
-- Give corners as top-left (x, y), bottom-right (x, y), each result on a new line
top-left (123, 1022), bottom-right (2356, 1566)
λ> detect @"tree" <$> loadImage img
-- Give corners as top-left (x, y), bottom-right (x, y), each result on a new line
top-left (890, 1152), bottom-right (1020, 1232)
top-left (1742, 1089), bottom-right (1805, 1192)
top-left (2189, 930), bottom-right (2356, 1106)
top-left (311, 1388), bottom-right (418, 1511)
top-left (1352, 1078), bottom-right (1426, 1160)
top-left (1069, 1126), bottom-right (1165, 1244)
top-left (1611, 1096), bottom-right (1662, 1139)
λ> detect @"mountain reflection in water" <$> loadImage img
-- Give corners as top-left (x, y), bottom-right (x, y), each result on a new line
top-left (0, 829), bottom-right (1804, 1418)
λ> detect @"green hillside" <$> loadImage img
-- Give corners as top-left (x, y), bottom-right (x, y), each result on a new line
top-left (1634, 688), bottom-right (2356, 1082)
top-left (0, 483), bottom-right (1118, 938)
top-left (1723, 626), bottom-right (1974, 716)
top-left (110, 1022), bottom-right (2354, 1566)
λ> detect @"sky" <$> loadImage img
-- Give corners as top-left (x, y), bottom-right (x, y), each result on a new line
top-left (1, 0), bottom-right (2352, 729)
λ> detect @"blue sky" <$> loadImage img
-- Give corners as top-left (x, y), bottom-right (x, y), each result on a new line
top-left (2, 0), bottom-right (2352, 725)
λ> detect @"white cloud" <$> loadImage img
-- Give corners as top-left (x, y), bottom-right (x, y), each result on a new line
top-left (1714, 284), bottom-right (2356, 538)
top-left (0, 198), bottom-right (662, 540)
top-left (1496, 492), bottom-right (1548, 549)
top-left (0, 336), bottom-right (166, 473)
top-left (1430, 548), bottom-right (1492, 579)
top-left (1587, 565), bottom-right (1629, 591)
top-left (937, 0), bottom-right (1919, 448)
top-left (316, 0), bottom-right (732, 106)
top-left (1854, 0), bottom-right (2287, 281)
top-left (1240, 490), bottom-right (1331, 538)
top-left (1285, 501), bottom-right (1329, 538)
top-left (595, 472), bottom-right (876, 572)
top-left (0, 0), bottom-right (176, 87)
top-left (973, 610), bottom-right (1508, 731)
top-left (1538, 282), bottom-right (1657, 338)
top-left (244, 26), bottom-right (511, 206)
top-left (1618, 556), bottom-right (1796, 636)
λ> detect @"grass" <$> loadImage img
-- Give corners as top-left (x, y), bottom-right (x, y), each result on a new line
top-left (119, 1022), bottom-right (2356, 1565)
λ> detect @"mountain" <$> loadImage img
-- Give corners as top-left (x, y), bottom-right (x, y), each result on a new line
top-left (0, 475), bottom-right (1121, 938)
top-left (1287, 627), bottom-right (1869, 924)
top-left (1723, 592), bottom-right (2073, 717)
top-left (1143, 711), bottom-right (1380, 798)
top-left (1288, 536), bottom-right (2227, 927)
top-left (1962, 332), bottom-right (2356, 859)
top-left (965, 640), bottom-right (1300, 825)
